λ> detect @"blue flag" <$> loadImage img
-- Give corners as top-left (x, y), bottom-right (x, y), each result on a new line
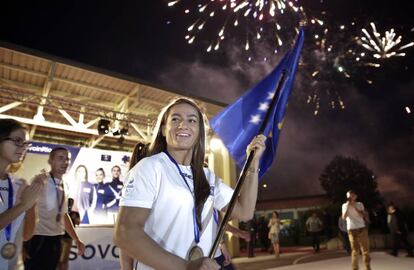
top-left (210, 28), bottom-right (304, 178)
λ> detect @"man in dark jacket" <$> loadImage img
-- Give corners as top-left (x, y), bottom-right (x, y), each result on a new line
top-left (387, 203), bottom-right (413, 257)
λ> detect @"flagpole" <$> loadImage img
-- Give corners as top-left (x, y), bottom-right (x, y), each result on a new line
top-left (209, 69), bottom-right (289, 259)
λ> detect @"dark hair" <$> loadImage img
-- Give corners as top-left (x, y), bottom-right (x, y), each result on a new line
top-left (129, 142), bottom-right (149, 170)
top-left (75, 165), bottom-right (88, 182)
top-left (96, 168), bottom-right (105, 177)
top-left (0, 119), bottom-right (26, 140)
top-left (387, 202), bottom-right (397, 209)
top-left (148, 98), bottom-right (210, 230)
top-left (49, 147), bottom-right (69, 159)
top-left (273, 211), bottom-right (279, 218)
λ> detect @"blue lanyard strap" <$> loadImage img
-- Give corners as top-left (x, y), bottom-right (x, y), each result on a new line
top-left (5, 175), bottom-right (14, 242)
top-left (50, 172), bottom-right (64, 215)
top-left (163, 151), bottom-right (200, 243)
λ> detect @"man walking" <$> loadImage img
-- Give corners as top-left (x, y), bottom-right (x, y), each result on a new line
top-left (306, 212), bottom-right (323, 253)
top-left (342, 190), bottom-right (371, 270)
top-left (387, 202), bottom-right (413, 257)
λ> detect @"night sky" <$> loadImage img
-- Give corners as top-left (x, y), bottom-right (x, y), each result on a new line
top-left (2, 0), bottom-right (413, 205)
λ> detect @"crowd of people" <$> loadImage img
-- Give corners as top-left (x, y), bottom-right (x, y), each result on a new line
top-left (1, 97), bottom-right (413, 270)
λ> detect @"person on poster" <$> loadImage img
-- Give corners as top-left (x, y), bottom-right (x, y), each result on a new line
top-left (0, 119), bottom-right (46, 270)
top-left (92, 168), bottom-right (114, 223)
top-left (74, 165), bottom-right (95, 224)
top-left (107, 165), bottom-right (123, 213)
top-left (114, 98), bottom-right (266, 270)
top-left (24, 147), bottom-right (85, 270)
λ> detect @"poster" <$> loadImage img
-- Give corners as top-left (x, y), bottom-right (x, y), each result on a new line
top-left (18, 142), bottom-right (131, 225)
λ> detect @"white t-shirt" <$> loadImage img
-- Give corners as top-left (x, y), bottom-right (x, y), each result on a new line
top-left (120, 152), bottom-right (233, 270)
top-left (33, 175), bottom-right (68, 236)
top-left (342, 201), bottom-right (365, 230)
top-left (0, 175), bottom-right (26, 270)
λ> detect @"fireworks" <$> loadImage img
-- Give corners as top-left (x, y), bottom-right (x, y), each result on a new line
top-left (168, 0), bottom-right (304, 60)
top-left (357, 22), bottom-right (414, 67)
top-left (300, 17), bottom-right (358, 115)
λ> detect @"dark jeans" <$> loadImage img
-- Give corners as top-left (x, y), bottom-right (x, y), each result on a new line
top-left (340, 230), bottom-right (351, 254)
top-left (24, 235), bottom-right (62, 270)
top-left (310, 231), bottom-right (320, 251)
top-left (215, 254), bottom-right (235, 270)
top-left (391, 232), bottom-right (413, 256)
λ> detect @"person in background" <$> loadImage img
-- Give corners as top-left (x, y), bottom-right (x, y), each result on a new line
top-left (387, 202), bottom-right (413, 257)
top-left (268, 211), bottom-right (281, 258)
top-left (338, 215), bottom-right (351, 254)
top-left (246, 216), bottom-right (257, 258)
top-left (58, 198), bottom-right (81, 270)
top-left (257, 215), bottom-right (270, 252)
top-left (0, 118), bottom-right (46, 270)
top-left (306, 212), bottom-right (323, 253)
top-left (24, 147), bottom-right (85, 270)
top-left (114, 98), bottom-right (265, 270)
top-left (342, 190), bottom-right (371, 270)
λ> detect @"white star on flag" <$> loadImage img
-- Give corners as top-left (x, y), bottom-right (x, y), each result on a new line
top-left (249, 114), bottom-right (261, 124)
top-left (258, 102), bottom-right (269, 111)
top-left (267, 92), bottom-right (275, 100)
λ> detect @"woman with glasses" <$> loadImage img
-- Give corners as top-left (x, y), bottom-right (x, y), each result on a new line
top-left (0, 119), bottom-right (46, 270)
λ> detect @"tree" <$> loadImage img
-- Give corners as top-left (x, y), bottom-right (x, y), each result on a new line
top-left (319, 155), bottom-right (382, 210)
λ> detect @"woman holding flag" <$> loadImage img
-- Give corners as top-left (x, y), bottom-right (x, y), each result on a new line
top-left (114, 98), bottom-right (266, 270)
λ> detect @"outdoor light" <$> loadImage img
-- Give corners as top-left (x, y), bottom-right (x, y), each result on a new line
top-left (97, 119), bottom-right (111, 135)
top-left (210, 137), bottom-right (223, 151)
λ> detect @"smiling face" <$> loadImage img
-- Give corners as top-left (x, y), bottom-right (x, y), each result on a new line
top-left (0, 128), bottom-right (28, 164)
top-left (95, 169), bottom-right (105, 183)
top-left (162, 103), bottom-right (200, 157)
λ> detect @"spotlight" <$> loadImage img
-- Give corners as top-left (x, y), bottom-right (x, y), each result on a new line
top-left (120, 127), bottom-right (129, 136)
top-left (113, 126), bottom-right (128, 136)
top-left (97, 119), bottom-right (111, 135)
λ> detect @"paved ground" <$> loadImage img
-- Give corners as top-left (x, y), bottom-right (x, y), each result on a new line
top-left (233, 250), bottom-right (414, 270)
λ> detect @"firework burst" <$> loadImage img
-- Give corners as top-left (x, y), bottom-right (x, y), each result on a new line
top-left (168, 0), bottom-right (305, 60)
top-left (356, 22), bottom-right (414, 67)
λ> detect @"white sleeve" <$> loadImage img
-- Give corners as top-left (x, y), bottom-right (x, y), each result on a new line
top-left (342, 203), bottom-right (348, 216)
top-left (212, 173), bottom-right (234, 211)
top-left (119, 158), bottom-right (159, 209)
top-left (356, 202), bottom-right (365, 211)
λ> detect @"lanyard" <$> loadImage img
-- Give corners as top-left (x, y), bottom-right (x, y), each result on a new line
top-left (50, 172), bottom-right (64, 216)
top-left (164, 151), bottom-right (200, 244)
top-left (4, 175), bottom-right (14, 242)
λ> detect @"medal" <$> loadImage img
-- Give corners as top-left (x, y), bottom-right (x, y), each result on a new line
top-left (2, 176), bottom-right (16, 260)
top-left (50, 173), bottom-right (65, 224)
top-left (1, 242), bottom-right (17, 259)
top-left (187, 245), bottom-right (204, 261)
